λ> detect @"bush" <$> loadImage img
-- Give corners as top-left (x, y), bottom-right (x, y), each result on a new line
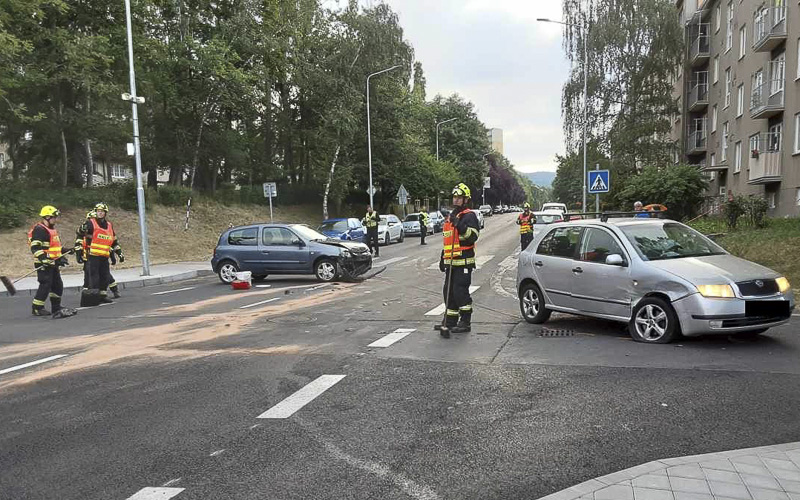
top-left (0, 203), bottom-right (26, 229)
top-left (155, 185), bottom-right (193, 206)
top-left (723, 196), bottom-right (745, 229)
top-left (723, 195), bottom-right (768, 230)
top-left (617, 164), bottom-right (708, 220)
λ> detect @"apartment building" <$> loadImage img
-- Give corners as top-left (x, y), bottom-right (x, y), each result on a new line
top-left (487, 128), bottom-right (504, 155)
top-left (673, 0), bottom-right (800, 217)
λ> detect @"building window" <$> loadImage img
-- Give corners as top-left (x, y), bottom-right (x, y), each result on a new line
top-left (715, 5), bottom-right (721, 33)
top-left (713, 56), bottom-right (720, 84)
top-left (736, 84), bottom-right (744, 117)
top-left (734, 142), bottom-right (742, 173)
top-left (722, 122), bottom-right (729, 162)
top-left (771, 54), bottom-right (785, 95)
top-left (768, 123), bottom-right (782, 152)
top-left (795, 112), bottom-right (800, 154)
top-left (768, 192), bottom-right (776, 209)
top-left (711, 153), bottom-right (717, 166)
top-left (712, 105), bottom-right (718, 132)
top-left (725, 2), bottom-right (733, 52)
top-left (111, 164), bottom-right (126, 178)
top-left (750, 133), bottom-right (761, 157)
top-left (739, 25), bottom-right (746, 59)
top-left (724, 68), bottom-right (731, 108)
top-left (719, 186), bottom-right (727, 196)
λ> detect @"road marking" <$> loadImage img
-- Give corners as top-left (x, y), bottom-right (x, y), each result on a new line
top-left (152, 286), bottom-right (196, 296)
top-left (308, 283), bottom-right (332, 292)
top-left (369, 328), bottom-right (416, 348)
top-left (256, 284), bottom-right (272, 288)
top-left (161, 479), bottom-right (182, 488)
top-left (239, 297), bottom-right (280, 309)
top-left (209, 449), bottom-right (225, 457)
top-left (0, 354), bottom-right (68, 376)
top-left (126, 487), bottom-right (184, 500)
top-left (258, 374), bottom-right (346, 419)
top-left (424, 286), bottom-right (481, 316)
top-left (379, 256), bottom-right (409, 266)
top-left (491, 255), bottom-right (519, 299)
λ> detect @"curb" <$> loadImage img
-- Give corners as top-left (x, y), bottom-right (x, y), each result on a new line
top-left (1, 269), bottom-right (214, 298)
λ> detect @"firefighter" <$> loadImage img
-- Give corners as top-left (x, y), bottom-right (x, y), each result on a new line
top-left (75, 210), bottom-right (121, 307)
top-left (28, 206), bottom-right (77, 318)
top-left (516, 202), bottom-right (534, 251)
top-left (419, 208), bottom-right (429, 245)
top-left (436, 183), bottom-right (480, 338)
top-left (77, 203), bottom-right (123, 304)
top-left (363, 205), bottom-right (380, 257)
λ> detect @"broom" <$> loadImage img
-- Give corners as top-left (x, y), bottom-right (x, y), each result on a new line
top-left (1, 248), bottom-right (76, 296)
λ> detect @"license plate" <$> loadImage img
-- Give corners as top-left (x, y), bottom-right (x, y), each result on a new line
top-left (745, 300), bottom-right (790, 317)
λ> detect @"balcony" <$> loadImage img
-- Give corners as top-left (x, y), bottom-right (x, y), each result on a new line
top-left (702, 161), bottom-right (728, 172)
top-left (690, 34), bottom-right (710, 67)
top-left (687, 127), bottom-right (707, 156)
top-left (750, 81), bottom-right (785, 119)
top-left (688, 82), bottom-right (708, 111)
top-left (748, 150), bottom-right (782, 184)
top-left (753, 7), bottom-right (787, 53)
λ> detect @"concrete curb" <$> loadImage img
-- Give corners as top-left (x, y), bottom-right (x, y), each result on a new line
top-left (1, 269), bottom-right (214, 298)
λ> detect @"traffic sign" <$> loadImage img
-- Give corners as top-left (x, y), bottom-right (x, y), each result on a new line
top-left (366, 185), bottom-right (377, 196)
top-left (484, 177), bottom-right (491, 189)
top-left (263, 182), bottom-right (277, 198)
top-left (397, 184), bottom-right (409, 199)
top-left (587, 170), bottom-right (610, 194)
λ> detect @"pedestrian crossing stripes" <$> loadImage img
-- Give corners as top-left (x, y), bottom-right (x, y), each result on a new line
top-left (368, 328), bottom-right (416, 348)
top-left (257, 375), bottom-right (346, 419)
top-left (126, 487), bottom-right (184, 499)
top-left (377, 256), bottom-right (408, 267)
top-left (424, 286), bottom-right (480, 316)
top-left (427, 254), bottom-right (494, 270)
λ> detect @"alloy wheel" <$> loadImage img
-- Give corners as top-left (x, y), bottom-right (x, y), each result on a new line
top-left (318, 261), bottom-right (336, 281)
top-left (522, 288), bottom-right (540, 318)
top-left (634, 304), bottom-right (668, 341)
top-left (219, 263), bottom-right (237, 283)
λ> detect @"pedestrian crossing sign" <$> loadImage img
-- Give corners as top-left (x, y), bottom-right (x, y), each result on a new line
top-left (588, 170), bottom-right (610, 194)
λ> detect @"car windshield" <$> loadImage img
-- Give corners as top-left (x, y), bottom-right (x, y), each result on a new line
top-left (621, 222), bottom-right (726, 261)
top-left (535, 214), bottom-right (562, 224)
top-left (405, 215), bottom-right (419, 222)
top-left (292, 225), bottom-right (328, 241)
top-left (318, 220), bottom-right (348, 232)
top-left (379, 216), bottom-right (389, 224)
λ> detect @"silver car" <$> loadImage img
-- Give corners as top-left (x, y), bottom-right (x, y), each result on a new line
top-left (516, 218), bottom-right (795, 343)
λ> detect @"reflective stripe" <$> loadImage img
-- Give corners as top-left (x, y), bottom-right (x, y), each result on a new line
top-left (49, 293), bottom-right (60, 299)
top-left (446, 309), bottom-right (460, 316)
top-left (459, 305), bottom-right (473, 311)
top-left (89, 220), bottom-right (114, 257)
top-left (29, 223), bottom-right (62, 261)
top-left (443, 257), bottom-right (476, 266)
top-left (32, 299), bottom-right (46, 306)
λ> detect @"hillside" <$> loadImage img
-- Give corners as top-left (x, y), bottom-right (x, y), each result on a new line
top-left (521, 171), bottom-right (556, 187)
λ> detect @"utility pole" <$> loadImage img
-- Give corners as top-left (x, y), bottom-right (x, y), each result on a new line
top-left (366, 65), bottom-right (400, 208)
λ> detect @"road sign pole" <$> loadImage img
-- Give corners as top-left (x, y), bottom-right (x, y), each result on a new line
top-left (595, 164), bottom-right (600, 213)
top-left (269, 190), bottom-right (273, 223)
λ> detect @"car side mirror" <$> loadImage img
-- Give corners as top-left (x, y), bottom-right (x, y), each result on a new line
top-left (606, 254), bottom-right (625, 266)
top-left (293, 238), bottom-right (305, 247)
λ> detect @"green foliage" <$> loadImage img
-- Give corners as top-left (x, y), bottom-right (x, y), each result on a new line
top-left (154, 185), bottom-right (193, 207)
top-left (552, 142), bottom-right (610, 209)
top-left (724, 195), bottom-right (768, 229)
top-left (617, 164), bottom-right (708, 220)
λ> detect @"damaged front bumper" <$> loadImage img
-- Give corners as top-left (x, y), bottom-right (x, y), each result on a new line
top-left (337, 255), bottom-right (373, 280)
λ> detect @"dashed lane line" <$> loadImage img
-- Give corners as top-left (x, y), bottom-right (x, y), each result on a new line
top-left (257, 375), bottom-right (346, 419)
top-left (0, 354), bottom-right (68, 376)
top-left (239, 297), bottom-right (280, 309)
top-left (377, 256), bottom-right (409, 267)
top-left (125, 487), bottom-right (184, 499)
top-left (152, 287), bottom-right (196, 296)
top-left (368, 328), bottom-right (416, 348)
top-left (427, 254), bottom-right (494, 270)
top-left (424, 286), bottom-right (481, 316)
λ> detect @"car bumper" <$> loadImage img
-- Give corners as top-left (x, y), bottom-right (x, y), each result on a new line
top-left (672, 291), bottom-right (795, 336)
top-left (338, 253), bottom-right (372, 278)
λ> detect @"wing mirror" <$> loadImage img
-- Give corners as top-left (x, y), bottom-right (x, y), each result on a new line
top-left (292, 238), bottom-right (305, 247)
top-left (606, 254), bottom-right (626, 266)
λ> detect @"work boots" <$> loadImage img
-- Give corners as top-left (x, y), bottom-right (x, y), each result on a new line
top-left (32, 306), bottom-right (51, 317)
top-left (111, 287), bottom-right (121, 299)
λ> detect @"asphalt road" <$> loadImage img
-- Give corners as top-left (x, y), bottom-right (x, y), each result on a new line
top-left (1, 212), bottom-right (799, 500)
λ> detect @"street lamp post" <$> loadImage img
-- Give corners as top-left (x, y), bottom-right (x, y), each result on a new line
top-left (123, 0), bottom-right (151, 276)
top-left (482, 152), bottom-right (491, 205)
top-left (537, 17), bottom-right (589, 212)
top-left (435, 118), bottom-right (458, 161)
top-left (366, 65), bottom-right (400, 208)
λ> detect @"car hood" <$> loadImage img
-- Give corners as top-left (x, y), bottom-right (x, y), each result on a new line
top-left (319, 229), bottom-right (345, 239)
top-left (316, 239), bottom-right (369, 252)
top-left (646, 254), bottom-right (780, 285)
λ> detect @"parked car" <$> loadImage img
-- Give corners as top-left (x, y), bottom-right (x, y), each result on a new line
top-left (479, 204), bottom-right (493, 217)
top-left (428, 212), bottom-right (445, 232)
top-left (517, 218), bottom-right (794, 343)
top-left (492, 205), bottom-right (504, 215)
top-left (403, 213), bottom-right (434, 235)
top-left (212, 224), bottom-right (372, 283)
top-left (541, 202), bottom-right (568, 213)
top-left (378, 214), bottom-right (404, 245)
top-left (532, 210), bottom-right (565, 233)
top-left (317, 218), bottom-right (366, 242)
top-left (475, 209), bottom-right (485, 229)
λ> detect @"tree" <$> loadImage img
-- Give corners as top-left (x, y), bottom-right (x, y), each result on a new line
top-left (551, 142), bottom-right (609, 209)
top-left (617, 164), bottom-right (708, 220)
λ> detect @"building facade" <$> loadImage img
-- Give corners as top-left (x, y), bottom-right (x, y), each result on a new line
top-left (673, 0), bottom-right (800, 217)
top-left (487, 128), bottom-right (504, 155)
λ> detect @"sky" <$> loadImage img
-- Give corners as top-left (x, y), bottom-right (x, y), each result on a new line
top-left (377, 0), bottom-right (571, 173)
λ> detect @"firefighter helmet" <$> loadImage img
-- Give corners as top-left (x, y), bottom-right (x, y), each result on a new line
top-left (39, 205), bottom-right (60, 218)
top-left (452, 183), bottom-right (471, 198)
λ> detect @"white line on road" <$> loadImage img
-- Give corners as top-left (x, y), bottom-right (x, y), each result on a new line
top-left (152, 287), bottom-right (196, 296)
top-left (256, 284), bottom-right (272, 288)
top-left (378, 256), bottom-right (408, 267)
top-left (209, 449), bottom-right (226, 457)
top-left (239, 297), bottom-right (280, 309)
top-left (0, 354), bottom-right (68, 376)
top-left (258, 374), bottom-right (346, 419)
top-left (126, 487), bottom-right (184, 500)
top-left (424, 287), bottom-right (480, 316)
top-left (368, 328), bottom-right (416, 348)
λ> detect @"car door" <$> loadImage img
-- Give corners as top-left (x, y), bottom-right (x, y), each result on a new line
top-left (571, 227), bottom-right (632, 318)
top-left (227, 226), bottom-right (264, 273)
top-left (533, 226), bottom-right (583, 309)
top-left (388, 216), bottom-right (401, 240)
top-left (260, 227), bottom-right (310, 272)
top-left (349, 219), bottom-right (365, 242)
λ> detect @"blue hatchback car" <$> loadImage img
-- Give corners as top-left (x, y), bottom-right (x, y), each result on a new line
top-left (317, 218), bottom-right (366, 242)
top-left (211, 223), bottom-right (372, 283)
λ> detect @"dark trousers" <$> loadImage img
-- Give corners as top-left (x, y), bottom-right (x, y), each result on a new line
top-left (88, 255), bottom-right (112, 294)
top-left (521, 233), bottom-right (533, 251)
top-left (443, 266), bottom-right (473, 327)
top-left (420, 225), bottom-right (427, 244)
top-left (366, 228), bottom-right (379, 256)
top-left (33, 266), bottom-right (63, 311)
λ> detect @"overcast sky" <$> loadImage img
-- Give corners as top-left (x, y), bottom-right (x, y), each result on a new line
top-left (381, 0), bottom-right (571, 173)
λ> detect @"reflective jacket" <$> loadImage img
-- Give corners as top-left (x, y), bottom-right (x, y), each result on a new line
top-left (364, 211), bottom-right (378, 229)
top-left (88, 219), bottom-right (115, 257)
top-left (517, 212), bottom-right (533, 234)
top-left (28, 223), bottom-right (62, 266)
top-left (420, 212), bottom-right (429, 226)
top-left (77, 218), bottom-right (121, 259)
top-left (442, 208), bottom-right (480, 268)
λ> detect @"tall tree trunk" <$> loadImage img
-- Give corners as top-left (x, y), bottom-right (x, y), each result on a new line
top-left (8, 140), bottom-right (20, 181)
top-left (84, 95), bottom-right (94, 187)
top-left (58, 101), bottom-right (68, 187)
top-left (278, 81), bottom-right (293, 182)
top-left (188, 117), bottom-right (205, 191)
top-left (322, 143), bottom-right (341, 221)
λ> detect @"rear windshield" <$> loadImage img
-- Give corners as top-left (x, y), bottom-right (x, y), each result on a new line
top-left (405, 215), bottom-right (419, 222)
top-left (318, 220), bottom-right (348, 232)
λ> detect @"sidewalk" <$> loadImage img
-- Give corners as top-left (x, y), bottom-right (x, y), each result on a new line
top-left (538, 442), bottom-right (800, 500)
top-left (2, 262), bottom-right (214, 297)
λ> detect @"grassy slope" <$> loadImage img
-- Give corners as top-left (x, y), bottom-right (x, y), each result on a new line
top-left (0, 202), bottom-right (322, 278)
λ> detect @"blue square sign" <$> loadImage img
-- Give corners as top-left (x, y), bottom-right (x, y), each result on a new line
top-left (588, 170), bottom-right (610, 194)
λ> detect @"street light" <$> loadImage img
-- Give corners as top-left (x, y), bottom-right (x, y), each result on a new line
top-left (482, 153), bottom-right (492, 205)
top-left (537, 17), bottom-right (589, 212)
top-left (366, 65), bottom-right (400, 208)
top-left (123, 0), bottom-right (151, 276)
top-left (435, 118), bottom-right (458, 161)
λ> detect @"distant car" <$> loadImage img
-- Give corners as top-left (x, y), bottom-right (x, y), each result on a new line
top-left (428, 212), bottom-right (445, 232)
top-left (479, 204), bottom-right (493, 217)
top-left (532, 210), bottom-right (565, 233)
top-left (378, 215), bottom-right (404, 245)
top-left (212, 224), bottom-right (372, 283)
top-left (509, 205), bottom-right (520, 213)
top-left (403, 213), bottom-right (434, 235)
top-left (517, 218), bottom-right (795, 343)
top-left (475, 209), bottom-right (485, 229)
top-left (541, 202), bottom-right (568, 213)
top-left (317, 218), bottom-right (366, 242)
top-left (493, 205), bottom-right (504, 214)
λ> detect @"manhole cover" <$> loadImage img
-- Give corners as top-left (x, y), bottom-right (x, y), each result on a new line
top-left (266, 315), bottom-right (317, 325)
top-left (539, 328), bottom-right (575, 337)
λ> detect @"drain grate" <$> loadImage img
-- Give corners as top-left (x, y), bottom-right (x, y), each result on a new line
top-left (539, 328), bottom-right (575, 337)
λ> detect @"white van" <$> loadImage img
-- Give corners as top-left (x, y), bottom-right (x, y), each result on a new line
top-left (541, 202), bottom-right (568, 213)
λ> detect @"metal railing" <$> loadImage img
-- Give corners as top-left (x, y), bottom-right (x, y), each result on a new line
top-left (689, 82), bottom-right (709, 109)
top-left (750, 80), bottom-right (785, 117)
top-left (753, 6), bottom-right (787, 50)
top-left (690, 34), bottom-right (710, 62)
top-left (687, 125), bottom-right (707, 153)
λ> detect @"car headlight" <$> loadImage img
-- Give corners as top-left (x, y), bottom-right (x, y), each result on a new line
top-left (776, 277), bottom-right (791, 293)
top-left (341, 249), bottom-right (352, 258)
top-left (696, 284), bottom-right (736, 298)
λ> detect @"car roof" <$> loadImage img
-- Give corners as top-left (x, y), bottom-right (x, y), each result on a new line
top-left (322, 218), bottom-right (350, 222)
top-left (534, 210), bottom-right (564, 215)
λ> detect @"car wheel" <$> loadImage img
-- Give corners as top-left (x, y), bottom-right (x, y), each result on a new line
top-left (384, 233), bottom-right (390, 246)
top-left (519, 282), bottom-right (551, 324)
top-left (315, 259), bottom-right (338, 282)
top-left (217, 261), bottom-right (239, 284)
top-left (399, 231), bottom-right (404, 243)
top-left (629, 297), bottom-right (680, 343)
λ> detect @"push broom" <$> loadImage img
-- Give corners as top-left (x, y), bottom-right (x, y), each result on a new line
top-left (1, 248), bottom-right (76, 296)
